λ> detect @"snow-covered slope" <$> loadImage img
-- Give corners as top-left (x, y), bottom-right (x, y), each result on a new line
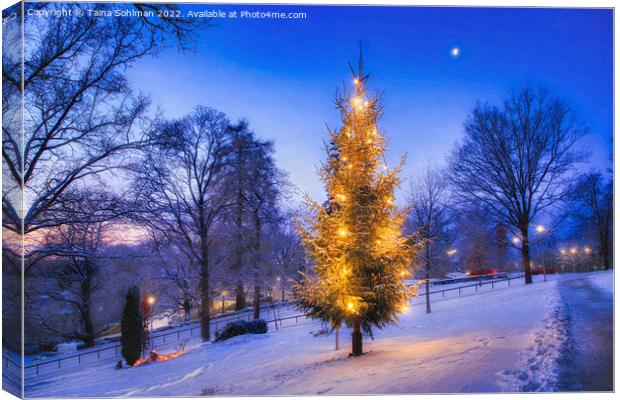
top-left (27, 273), bottom-right (602, 397)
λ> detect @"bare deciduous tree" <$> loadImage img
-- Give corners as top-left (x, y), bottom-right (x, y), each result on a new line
top-left (2, 2), bottom-right (206, 235)
top-left (568, 172), bottom-right (613, 270)
top-left (131, 107), bottom-right (230, 341)
top-left (449, 87), bottom-right (587, 284)
top-left (30, 194), bottom-right (115, 347)
top-left (407, 166), bottom-right (450, 313)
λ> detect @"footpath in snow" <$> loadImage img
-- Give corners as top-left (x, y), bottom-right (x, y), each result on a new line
top-left (555, 271), bottom-right (614, 391)
top-left (24, 271), bottom-right (613, 397)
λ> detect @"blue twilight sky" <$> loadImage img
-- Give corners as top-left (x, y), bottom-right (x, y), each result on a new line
top-left (125, 4), bottom-right (613, 203)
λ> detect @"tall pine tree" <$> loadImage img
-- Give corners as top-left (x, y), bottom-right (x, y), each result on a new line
top-left (295, 52), bottom-right (417, 356)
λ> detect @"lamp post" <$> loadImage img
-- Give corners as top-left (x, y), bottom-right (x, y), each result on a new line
top-left (584, 246), bottom-right (592, 271)
top-left (276, 276), bottom-right (284, 301)
top-left (570, 247), bottom-right (578, 272)
top-left (447, 249), bottom-right (457, 275)
top-left (221, 291), bottom-right (227, 314)
top-left (146, 295), bottom-right (156, 352)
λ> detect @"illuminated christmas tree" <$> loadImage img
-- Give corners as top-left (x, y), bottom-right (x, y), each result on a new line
top-left (295, 53), bottom-right (418, 356)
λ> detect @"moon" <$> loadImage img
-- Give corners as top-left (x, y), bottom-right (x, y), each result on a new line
top-left (451, 47), bottom-right (460, 57)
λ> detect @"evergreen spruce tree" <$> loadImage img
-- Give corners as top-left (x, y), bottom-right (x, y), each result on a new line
top-left (121, 286), bottom-right (144, 366)
top-left (295, 53), bottom-right (418, 356)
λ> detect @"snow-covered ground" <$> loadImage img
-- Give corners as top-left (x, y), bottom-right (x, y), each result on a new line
top-left (24, 272), bottom-right (612, 397)
top-left (587, 269), bottom-right (614, 295)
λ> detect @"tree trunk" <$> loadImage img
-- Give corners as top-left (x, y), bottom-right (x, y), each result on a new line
top-left (252, 210), bottom-right (262, 320)
top-left (234, 134), bottom-right (247, 311)
top-left (253, 284), bottom-right (261, 320)
top-left (199, 239), bottom-right (210, 342)
top-left (80, 260), bottom-right (96, 348)
top-left (235, 282), bottom-right (246, 310)
top-left (600, 228), bottom-right (611, 270)
top-left (182, 298), bottom-right (191, 321)
top-left (425, 244), bottom-right (431, 313)
top-left (521, 232), bottom-right (533, 284)
top-left (351, 318), bottom-right (363, 356)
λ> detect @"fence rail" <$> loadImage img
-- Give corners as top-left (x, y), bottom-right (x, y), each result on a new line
top-left (417, 272), bottom-right (525, 299)
top-left (8, 303), bottom-right (291, 376)
top-left (5, 272), bottom-right (526, 377)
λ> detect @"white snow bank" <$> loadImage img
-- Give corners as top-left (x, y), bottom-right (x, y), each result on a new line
top-left (26, 277), bottom-right (568, 397)
top-left (587, 270), bottom-right (614, 295)
top-left (54, 342), bottom-right (79, 354)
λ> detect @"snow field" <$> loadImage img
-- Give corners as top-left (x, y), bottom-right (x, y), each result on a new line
top-left (25, 275), bottom-right (572, 397)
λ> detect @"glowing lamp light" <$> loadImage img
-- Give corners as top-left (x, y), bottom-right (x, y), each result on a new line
top-left (399, 270), bottom-right (406, 277)
top-left (147, 295), bottom-right (156, 306)
top-left (584, 247), bottom-right (592, 254)
top-left (401, 304), bottom-right (409, 312)
top-left (512, 237), bottom-right (521, 245)
top-left (536, 225), bottom-right (545, 233)
top-left (353, 77), bottom-right (359, 85)
top-left (570, 247), bottom-right (577, 255)
top-left (337, 227), bottom-right (348, 237)
top-left (347, 302), bottom-right (355, 311)
top-left (336, 193), bottom-right (346, 201)
top-left (560, 249), bottom-right (566, 255)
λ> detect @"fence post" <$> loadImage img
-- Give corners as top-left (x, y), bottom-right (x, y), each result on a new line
top-left (491, 281), bottom-right (494, 290)
top-left (458, 287), bottom-right (461, 295)
top-left (97, 350), bottom-right (100, 359)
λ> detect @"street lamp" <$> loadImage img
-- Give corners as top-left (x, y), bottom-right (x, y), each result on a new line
top-left (146, 295), bottom-right (156, 352)
top-left (570, 248), bottom-right (578, 272)
top-left (447, 249), bottom-right (457, 274)
top-left (221, 291), bottom-right (228, 314)
top-left (512, 237), bottom-right (521, 245)
top-left (584, 246), bottom-right (592, 271)
top-left (536, 225), bottom-right (545, 233)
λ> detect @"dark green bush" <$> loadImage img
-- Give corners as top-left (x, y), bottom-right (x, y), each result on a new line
top-left (215, 319), bottom-right (268, 342)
